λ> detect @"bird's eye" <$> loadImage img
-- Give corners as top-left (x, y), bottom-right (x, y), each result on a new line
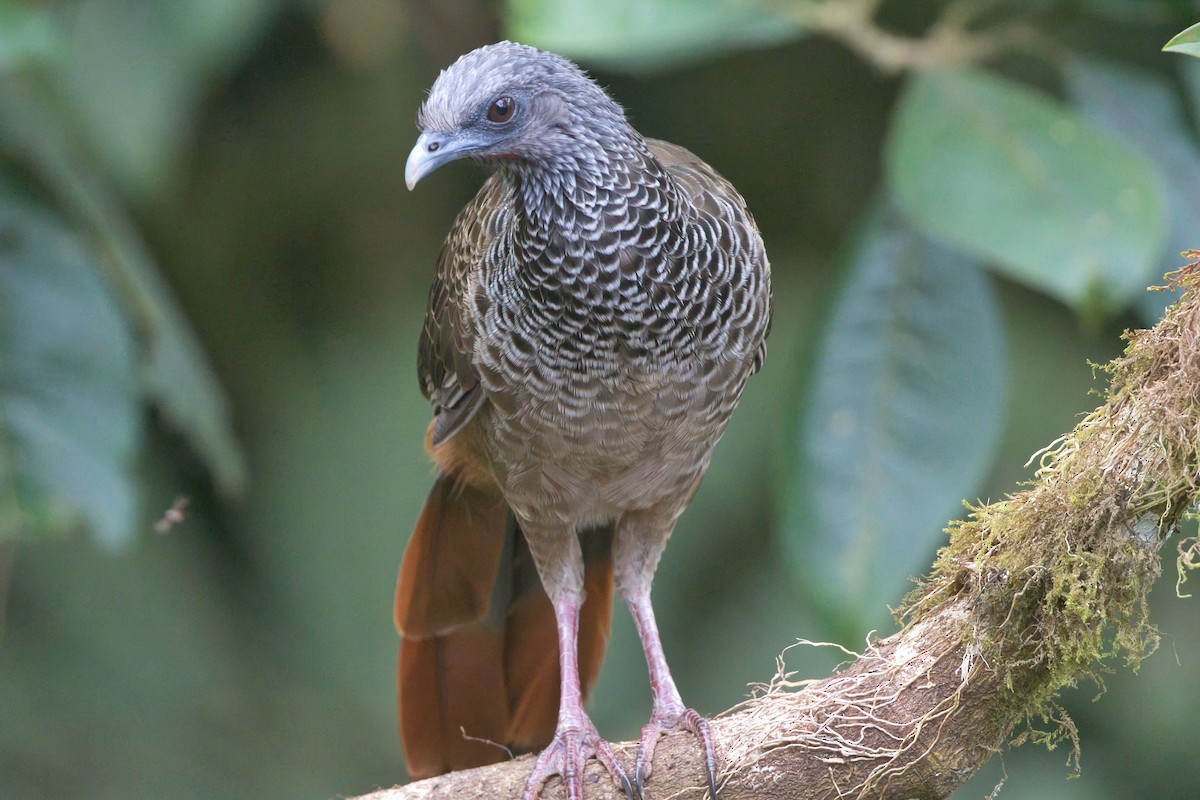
top-left (488, 96), bottom-right (516, 124)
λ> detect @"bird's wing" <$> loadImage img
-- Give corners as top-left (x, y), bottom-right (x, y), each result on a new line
top-left (646, 138), bottom-right (773, 373)
top-left (419, 174), bottom-right (511, 446)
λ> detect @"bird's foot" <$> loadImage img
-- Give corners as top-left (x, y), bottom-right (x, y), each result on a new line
top-left (634, 708), bottom-right (718, 799)
top-left (522, 724), bottom-right (634, 800)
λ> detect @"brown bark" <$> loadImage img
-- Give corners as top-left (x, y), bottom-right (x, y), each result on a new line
top-left (354, 605), bottom-right (1014, 800)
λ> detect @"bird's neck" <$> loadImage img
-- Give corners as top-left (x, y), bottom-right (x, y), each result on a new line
top-left (507, 136), bottom-right (678, 234)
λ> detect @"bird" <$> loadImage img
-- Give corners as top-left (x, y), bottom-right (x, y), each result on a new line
top-left (395, 41), bottom-right (772, 800)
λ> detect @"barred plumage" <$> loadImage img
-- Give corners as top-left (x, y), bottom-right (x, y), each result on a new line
top-left (397, 41), bottom-right (771, 799)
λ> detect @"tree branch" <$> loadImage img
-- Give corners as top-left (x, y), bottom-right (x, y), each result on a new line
top-left (788, 0), bottom-right (1040, 74)
top-left (355, 254), bottom-right (1200, 799)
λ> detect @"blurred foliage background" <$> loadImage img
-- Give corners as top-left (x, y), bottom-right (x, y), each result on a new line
top-left (2, 1), bottom-right (1200, 798)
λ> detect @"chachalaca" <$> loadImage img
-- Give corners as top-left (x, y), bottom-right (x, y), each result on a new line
top-left (397, 41), bottom-right (772, 800)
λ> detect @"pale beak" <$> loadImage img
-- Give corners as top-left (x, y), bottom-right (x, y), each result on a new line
top-left (405, 131), bottom-right (484, 190)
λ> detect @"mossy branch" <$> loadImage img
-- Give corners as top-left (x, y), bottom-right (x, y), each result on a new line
top-left (352, 254), bottom-right (1200, 800)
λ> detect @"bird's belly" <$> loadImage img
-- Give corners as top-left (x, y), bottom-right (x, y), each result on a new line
top-left (483, 364), bottom-right (734, 525)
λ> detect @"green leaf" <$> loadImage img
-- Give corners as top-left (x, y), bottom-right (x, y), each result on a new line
top-left (780, 207), bottom-right (1006, 634)
top-left (51, 0), bottom-right (278, 198)
top-left (506, 0), bottom-right (803, 72)
top-left (1064, 57), bottom-right (1200, 325)
top-left (137, 294), bottom-right (248, 496)
top-left (1164, 22), bottom-right (1200, 58)
top-left (0, 189), bottom-right (140, 547)
top-left (887, 68), bottom-right (1167, 317)
top-left (0, 85), bottom-right (246, 495)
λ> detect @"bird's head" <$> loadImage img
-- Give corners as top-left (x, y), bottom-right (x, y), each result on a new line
top-left (405, 41), bottom-right (629, 190)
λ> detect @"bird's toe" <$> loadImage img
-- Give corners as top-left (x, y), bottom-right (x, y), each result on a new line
top-left (522, 725), bottom-right (633, 800)
top-left (635, 708), bottom-right (719, 799)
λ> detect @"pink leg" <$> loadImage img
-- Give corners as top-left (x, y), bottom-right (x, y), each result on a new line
top-left (627, 590), bottom-right (719, 799)
top-left (523, 594), bottom-right (633, 800)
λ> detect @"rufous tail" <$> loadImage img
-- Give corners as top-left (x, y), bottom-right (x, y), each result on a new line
top-left (395, 471), bottom-right (614, 779)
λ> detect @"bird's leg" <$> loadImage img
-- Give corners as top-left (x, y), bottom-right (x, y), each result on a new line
top-left (521, 532), bottom-right (633, 800)
top-left (625, 589), bottom-right (719, 799)
top-left (614, 508), bottom-right (719, 799)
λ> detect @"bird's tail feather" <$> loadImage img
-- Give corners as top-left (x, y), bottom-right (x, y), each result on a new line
top-left (396, 470), bottom-right (614, 779)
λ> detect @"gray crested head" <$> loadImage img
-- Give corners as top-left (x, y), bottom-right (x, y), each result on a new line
top-left (405, 41), bottom-right (636, 190)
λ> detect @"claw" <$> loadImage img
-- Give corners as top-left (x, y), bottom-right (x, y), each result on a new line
top-left (618, 767), bottom-right (637, 800)
top-left (635, 708), bottom-right (719, 799)
top-left (685, 710), bottom-right (719, 800)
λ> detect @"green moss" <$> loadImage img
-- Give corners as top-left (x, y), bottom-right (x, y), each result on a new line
top-left (898, 253), bottom-right (1200, 754)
